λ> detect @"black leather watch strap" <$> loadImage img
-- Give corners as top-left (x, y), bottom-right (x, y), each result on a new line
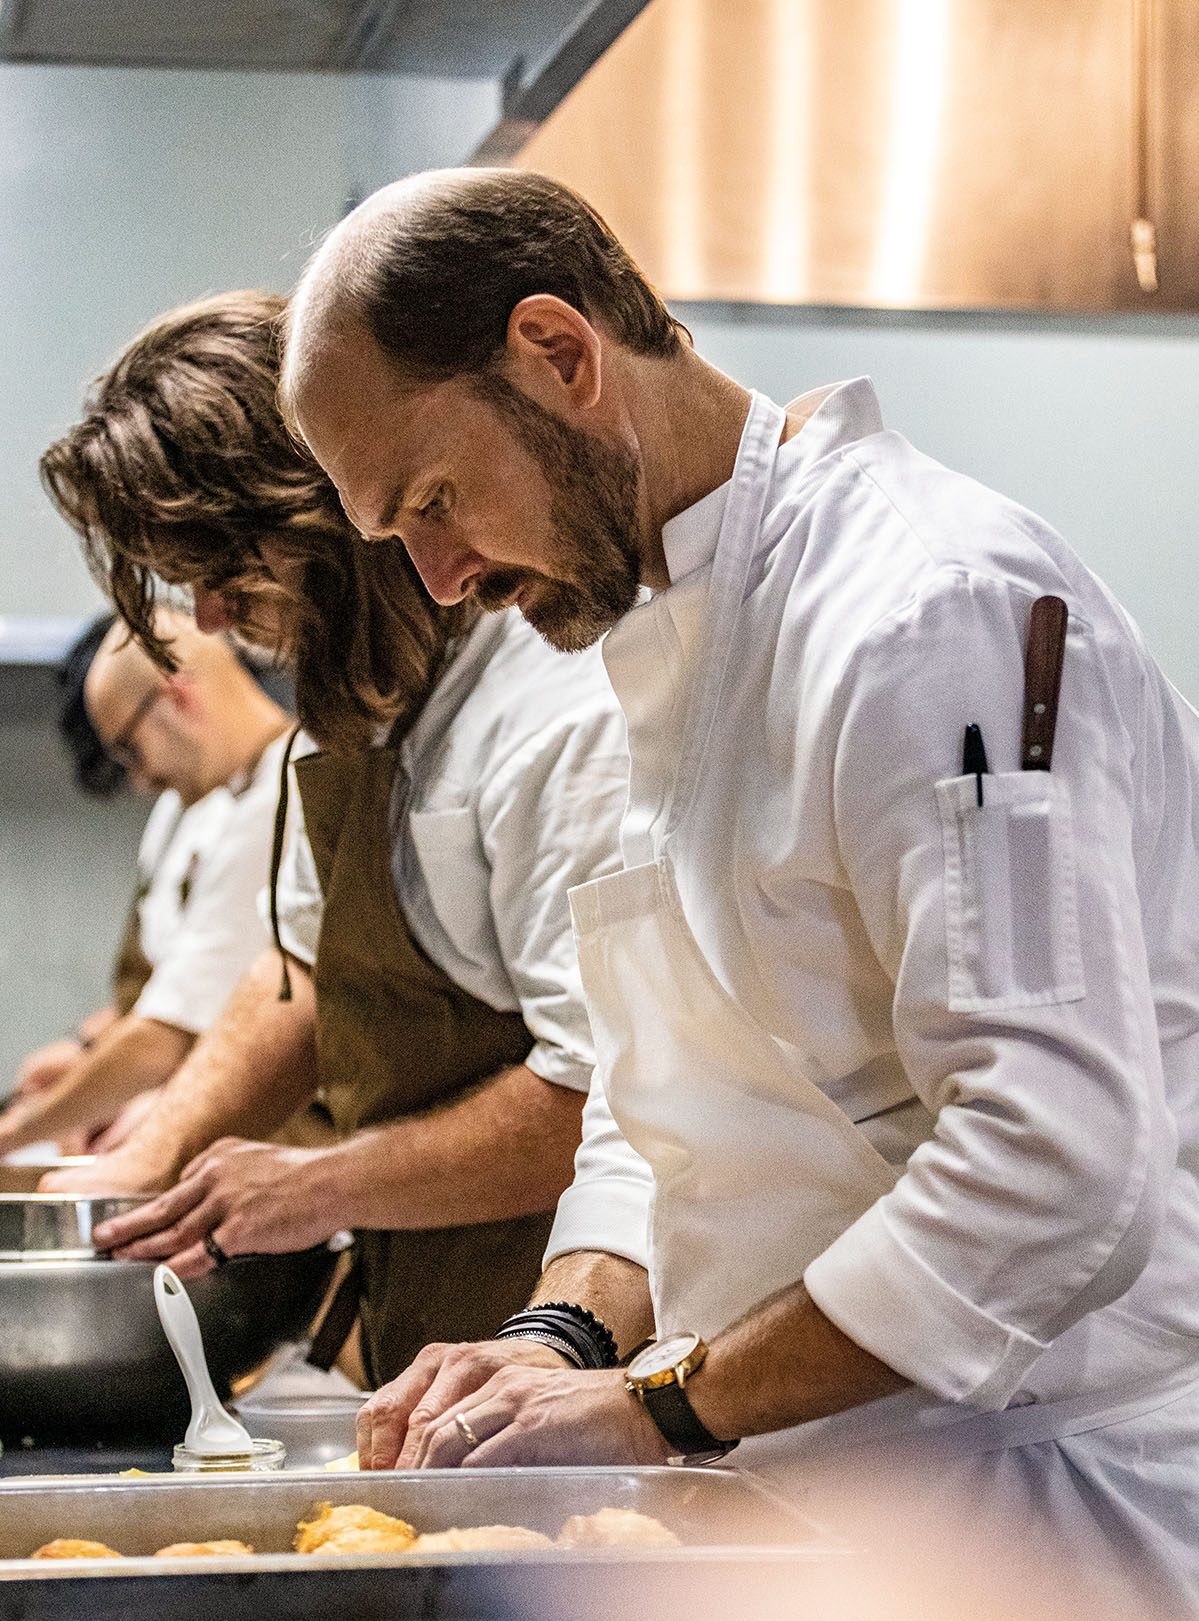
top-left (637, 1379), bottom-right (736, 1461)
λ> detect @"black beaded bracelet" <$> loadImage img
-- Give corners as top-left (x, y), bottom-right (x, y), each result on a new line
top-left (530, 1302), bottom-right (620, 1368)
top-left (495, 1302), bottom-right (620, 1370)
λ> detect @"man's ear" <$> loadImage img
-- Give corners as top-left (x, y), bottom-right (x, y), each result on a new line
top-left (162, 670), bottom-right (203, 724)
top-left (504, 294), bottom-right (603, 412)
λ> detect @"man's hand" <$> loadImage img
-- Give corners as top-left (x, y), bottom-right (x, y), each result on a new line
top-left (413, 1365), bottom-right (671, 1471)
top-left (89, 1089), bottom-right (163, 1154)
top-left (358, 1339), bottom-right (569, 1469)
top-left (0, 1094), bottom-right (43, 1159)
top-left (39, 1147), bottom-right (170, 1196)
top-left (0, 1088), bottom-right (87, 1160)
top-left (12, 1040), bottom-right (83, 1099)
top-left (90, 1137), bottom-right (339, 1276)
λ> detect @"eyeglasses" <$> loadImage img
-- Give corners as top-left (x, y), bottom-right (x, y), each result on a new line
top-left (103, 684), bottom-right (164, 773)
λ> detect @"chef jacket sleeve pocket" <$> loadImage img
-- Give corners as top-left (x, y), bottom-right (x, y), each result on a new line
top-left (935, 773), bottom-right (1085, 1013)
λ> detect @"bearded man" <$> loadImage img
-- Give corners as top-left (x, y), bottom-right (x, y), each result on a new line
top-left (278, 168), bottom-right (1199, 1611)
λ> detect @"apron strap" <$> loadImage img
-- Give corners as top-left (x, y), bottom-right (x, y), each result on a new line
top-left (268, 724), bottom-right (303, 1002)
top-left (665, 392), bottom-right (787, 845)
top-left (305, 1246), bottom-right (363, 1372)
top-left (910, 1362), bottom-right (1199, 1458)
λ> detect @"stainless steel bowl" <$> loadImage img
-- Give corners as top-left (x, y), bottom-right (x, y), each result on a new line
top-left (0, 1193), bottom-right (147, 1260)
top-left (0, 1209), bottom-right (340, 1440)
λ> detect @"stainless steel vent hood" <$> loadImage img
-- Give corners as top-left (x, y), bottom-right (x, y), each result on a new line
top-left (515, 0), bottom-right (1199, 313)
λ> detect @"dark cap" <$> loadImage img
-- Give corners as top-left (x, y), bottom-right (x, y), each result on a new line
top-left (56, 613), bottom-right (127, 798)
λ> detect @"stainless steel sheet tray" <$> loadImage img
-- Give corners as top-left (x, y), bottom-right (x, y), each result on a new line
top-left (0, 1466), bottom-right (847, 1621)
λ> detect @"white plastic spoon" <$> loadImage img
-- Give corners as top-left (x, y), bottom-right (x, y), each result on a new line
top-left (153, 1263), bottom-right (255, 1457)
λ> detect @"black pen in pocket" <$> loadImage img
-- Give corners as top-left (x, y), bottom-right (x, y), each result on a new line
top-left (962, 722), bottom-right (989, 807)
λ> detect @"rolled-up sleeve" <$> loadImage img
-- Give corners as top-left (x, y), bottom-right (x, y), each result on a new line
top-left (479, 706), bottom-right (629, 1093)
top-left (804, 570), bottom-right (1176, 1409)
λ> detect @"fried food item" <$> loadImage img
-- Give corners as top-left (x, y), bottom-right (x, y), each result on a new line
top-left (294, 1501), bottom-right (416, 1555)
top-left (323, 1451), bottom-right (359, 1472)
top-left (310, 1527), bottom-right (415, 1554)
top-left (24, 1502), bottom-right (680, 1567)
top-left (412, 1525), bottom-right (554, 1553)
top-left (154, 1541), bottom-right (254, 1558)
top-left (32, 1539), bottom-right (122, 1560)
top-left (556, 1507), bottom-right (681, 1548)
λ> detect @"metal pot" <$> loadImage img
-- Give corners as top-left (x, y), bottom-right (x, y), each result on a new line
top-left (0, 1191), bottom-right (340, 1441)
top-left (0, 1194), bottom-right (146, 1260)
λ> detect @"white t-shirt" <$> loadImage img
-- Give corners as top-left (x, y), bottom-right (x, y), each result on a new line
top-left (133, 730), bottom-right (288, 1035)
top-left (269, 610), bottom-right (629, 1093)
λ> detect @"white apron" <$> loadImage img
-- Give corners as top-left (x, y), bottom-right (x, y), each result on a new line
top-left (568, 394), bottom-right (1199, 1576)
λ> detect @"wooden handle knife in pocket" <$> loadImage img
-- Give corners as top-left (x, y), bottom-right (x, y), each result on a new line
top-left (1021, 595), bottom-right (1068, 771)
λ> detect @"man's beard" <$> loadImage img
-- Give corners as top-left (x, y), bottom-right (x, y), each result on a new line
top-left (470, 372), bottom-right (643, 652)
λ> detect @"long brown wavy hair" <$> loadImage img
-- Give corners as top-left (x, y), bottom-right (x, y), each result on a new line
top-left (40, 290), bottom-right (473, 751)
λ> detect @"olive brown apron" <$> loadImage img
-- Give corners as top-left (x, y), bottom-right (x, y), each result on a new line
top-left (283, 740), bottom-right (552, 1385)
top-left (110, 890), bottom-right (153, 1017)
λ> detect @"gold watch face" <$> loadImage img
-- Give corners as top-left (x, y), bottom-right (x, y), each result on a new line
top-left (627, 1330), bottom-right (704, 1385)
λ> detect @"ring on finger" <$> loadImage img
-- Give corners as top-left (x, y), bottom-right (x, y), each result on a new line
top-left (454, 1411), bottom-right (482, 1451)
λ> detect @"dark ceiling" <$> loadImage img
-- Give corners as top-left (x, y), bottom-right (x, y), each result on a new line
top-left (0, 0), bottom-right (651, 157)
top-left (0, 0), bottom-right (621, 75)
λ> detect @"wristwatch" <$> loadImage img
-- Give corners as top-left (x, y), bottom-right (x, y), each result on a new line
top-left (624, 1332), bottom-right (737, 1464)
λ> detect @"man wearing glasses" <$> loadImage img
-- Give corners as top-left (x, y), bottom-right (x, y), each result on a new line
top-left (1, 609), bottom-right (295, 1157)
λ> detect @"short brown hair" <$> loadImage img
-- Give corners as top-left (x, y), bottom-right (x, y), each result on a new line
top-left (41, 291), bottom-right (471, 751)
top-left (307, 168), bottom-right (687, 385)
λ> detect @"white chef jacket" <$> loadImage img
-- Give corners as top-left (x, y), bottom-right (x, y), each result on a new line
top-left (549, 377), bottom-right (1199, 1420)
top-left (270, 609), bottom-right (629, 1093)
top-left (134, 730), bottom-right (288, 1034)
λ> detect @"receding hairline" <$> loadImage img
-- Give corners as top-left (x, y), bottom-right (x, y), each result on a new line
top-left (84, 608), bottom-right (177, 719)
top-left (280, 166), bottom-right (637, 430)
top-left (291, 167), bottom-right (502, 334)
top-left (282, 179), bottom-right (431, 436)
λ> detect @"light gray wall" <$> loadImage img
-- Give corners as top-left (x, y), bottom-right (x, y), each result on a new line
top-left (0, 62), bottom-right (497, 622)
top-left (0, 671), bottom-right (147, 1093)
top-left (0, 62), bottom-right (495, 1093)
top-left (2, 61), bottom-right (1198, 1094)
top-left (679, 303), bottom-right (1199, 702)
top-left (1, 64), bottom-right (354, 620)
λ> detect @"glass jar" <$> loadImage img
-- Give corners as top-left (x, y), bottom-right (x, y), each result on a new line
top-left (171, 1437), bottom-right (286, 1473)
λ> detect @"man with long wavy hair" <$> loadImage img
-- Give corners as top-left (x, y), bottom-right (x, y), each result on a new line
top-left (40, 291), bottom-right (630, 1386)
